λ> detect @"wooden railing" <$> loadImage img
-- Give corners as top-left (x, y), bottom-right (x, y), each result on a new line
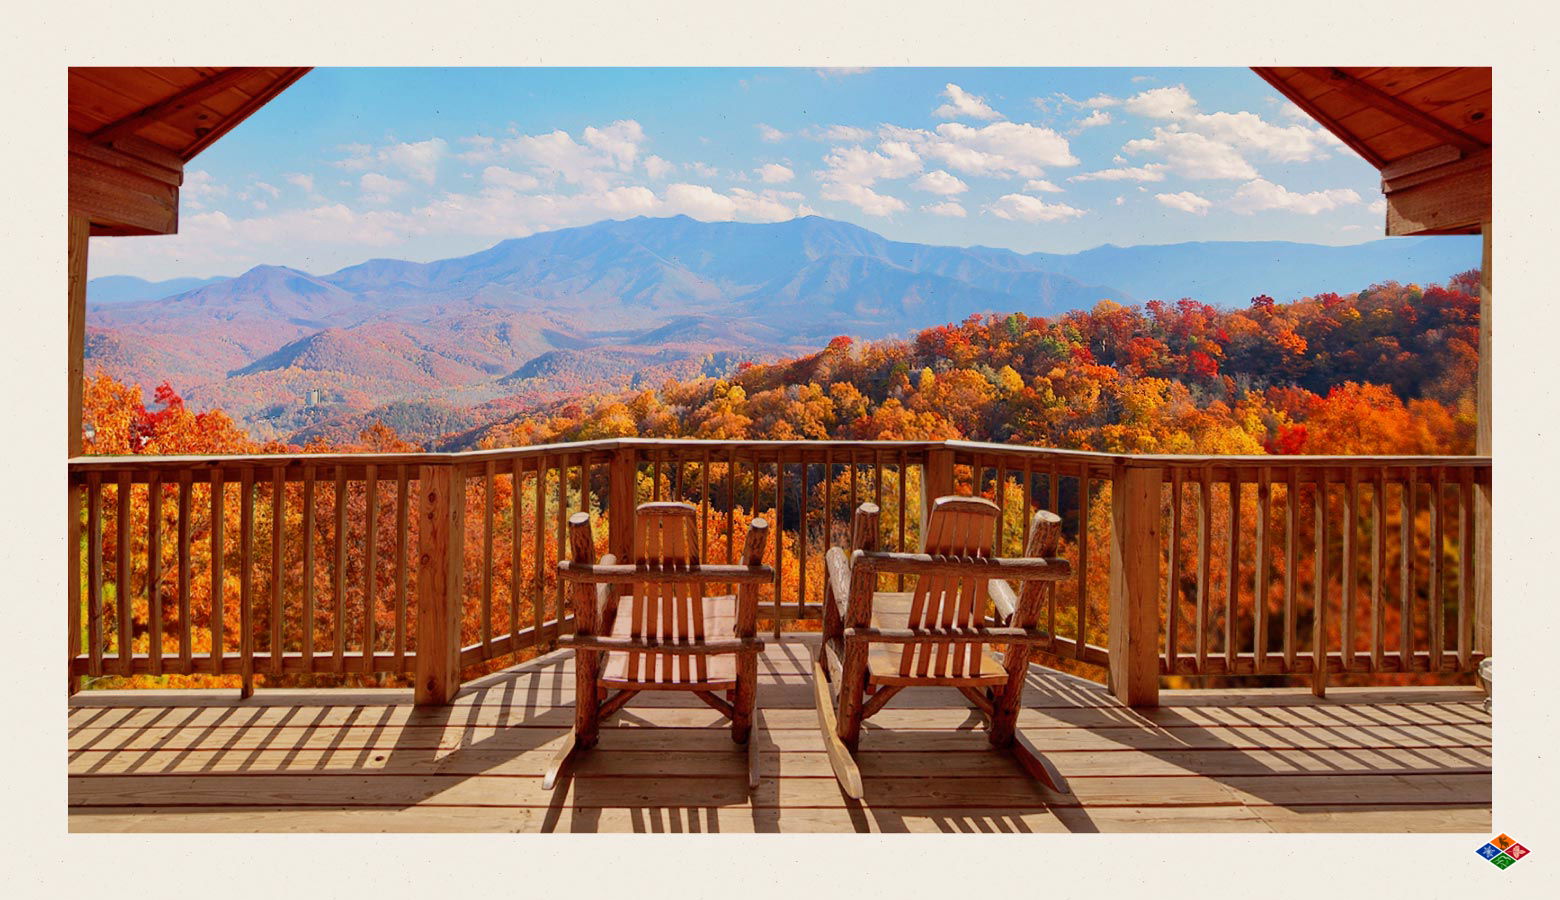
top-left (68, 440), bottom-right (1491, 705)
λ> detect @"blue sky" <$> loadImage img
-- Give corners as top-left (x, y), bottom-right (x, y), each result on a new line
top-left (92, 67), bottom-right (1397, 281)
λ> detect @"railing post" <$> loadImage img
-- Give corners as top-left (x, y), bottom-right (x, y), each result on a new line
top-left (415, 463), bottom-right (465, 705)
top-left (608, 446), bottom-right (637, 562)
top-left (920, 447), bottom-right (956, 549)
top-left (1109, 464), bottom-right (1162, 707)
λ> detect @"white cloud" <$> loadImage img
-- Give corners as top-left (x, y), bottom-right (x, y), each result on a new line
top-left (1122, 85), bottom-right (1198, 119)
top-left (182, 170), bottom-right (227, 208)
top-left (820, 181), bottom-right (907, 216)
top-left (688, 161), bottom-right (722, 179)
top-left (985, 193), bottom-right (1086, 223)
top-left (1114, 195), bottom-right (1126, 206)
top-left (757, 163), bottom-right (795, 184)
top-left (1117, 84), bottom-right (1340, 164)
top-left (1084, 94), bottom-right (1121, 108)
top-left (663, 183), bottom-right (799, 222)
top-left (643, 155), bottom-right (673, 179)
top-left (934, 83), bottom-right (1003, 121)
top-left (1073, 110), bottom-right (1112, 131)
top-left (1023, 179), bottom-right (1064, 194)
top-left (381, 138), bottom-right (448, 185)
top-left (283, 173), bottom-right (315, 194)
top-left (481, 166), bottom-right (541, 192)
top-left (911, 170), bottom-right (969, 195)
top-left (1068, 163), bottom-right (1169, 183)
top-left (757, 123), bottom-right (787, 142)
top-left (815, 124), bottom-right (873, 142)
top-left (820, 141), bottom-right (922, 186)
top-left (359, 172), bottom-right (409, 202)
top-left (1228, 179), bottom-right (1362, 215)
top-left (921, 201), bottom-right (967, 218)
top-left (1123, 127), bottom-right (1258, 179)
top-left (1368, 198), bottom-right (1387, 214)
top-left (1155, 191), bottom-right (1213, 215)
top-left (884, 121), bottom-right (1078, 179)
top-left (582, 120), bottom-right (645, 169)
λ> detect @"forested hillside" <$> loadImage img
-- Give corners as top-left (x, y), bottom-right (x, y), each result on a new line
top-left (465, 272), bottom-right (1481, 456)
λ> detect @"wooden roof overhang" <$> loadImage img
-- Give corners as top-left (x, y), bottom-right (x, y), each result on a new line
top-left (1252, 67), bottom-right (1491, 236)
top-left (68, 67), bottom-right (312, 236)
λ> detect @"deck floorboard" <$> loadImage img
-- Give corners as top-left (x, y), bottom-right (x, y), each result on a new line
top-left (67, 636), bottom-right (1491, 833)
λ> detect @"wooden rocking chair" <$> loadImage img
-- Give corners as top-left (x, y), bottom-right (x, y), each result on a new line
top-left (547, 502), bottom-right (772, 789)
top-left (815, 495), bottom-right (1073, 799)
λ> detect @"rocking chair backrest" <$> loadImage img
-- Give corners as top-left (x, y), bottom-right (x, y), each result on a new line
top-left (622, 501), bottom-right (709, 684)
top-left (900, 495), bottom-right (1000, 679)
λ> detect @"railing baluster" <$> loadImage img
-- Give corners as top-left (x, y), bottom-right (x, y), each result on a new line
top-left (147, 472), bottom-right (162, 677)
top-left (800, 454), bottom-right (809, 613)
top-left (86, 472), bottom-right (103, 678)
top-left (1195, 467), bottom-right (1211, 673)
top-left (239, 467), bottom-right (255, 696)
top-left (210, 469), bottom-right (225, 675)
top-left (896, 449), bottom-right (907, 591)
top-left (726, 450), bottom-right (736, 566)
top-left (1401, 469), bottom-right (1416, 671)
top-left (1312, 470), bottom-right (1328, 697)
top-left (396, 465), bottom-right (409, 670)
top-left (1371, 469), bottom-right (1386, 671)
top-left (1075, 463), bottom-right (1089, 660)
top-left (302, 467), bottom-right (316, 673)
top-left (1430, 467), bottom-right (1445, 671)
top-left (177, 471), bottom-right (191, 672)
top-left (1458, 467), bottom-right (1475, 670)
top-left (333, 465), bottom-right (347, 671)
top-left (1343, 467), bottom-right (1359, 670)
top-left (701, 449), bottom-right (711, 560)
top-left (510, 458), bottom-right (522, 649)
top-left (482, 460), bottom-right (494, 647)
top-left (533, 460), bottom-right (545, 634)
top-left (1284, 467), bottom-right (1298, 671)
top-left (774, 452), bottom-right (785, 637)
top-left (270, 467), bottom-right (284, 679)
top-left (117, 471), bottom-right (132, 676)
top-left (1254, 467), bottom-right (1270, 672)
top-left (366, 464), bottom-right (379, 670)
top-left (1225, 470), bottom-right (1239, 669)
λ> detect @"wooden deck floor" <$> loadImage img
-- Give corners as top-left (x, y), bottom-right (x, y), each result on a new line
top-left (68, 636), bottom-right (1491, 833)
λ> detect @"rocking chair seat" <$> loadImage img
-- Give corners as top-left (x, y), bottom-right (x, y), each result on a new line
top-left (599, 593), bottom-right (740, 690)
top-left (865, 592), bottom-right (1009, 688)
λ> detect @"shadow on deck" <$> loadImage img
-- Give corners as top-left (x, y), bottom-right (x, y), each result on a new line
top-left (68, 637), bottom-right (1491, 833)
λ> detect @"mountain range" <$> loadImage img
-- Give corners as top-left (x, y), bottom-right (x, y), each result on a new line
top-left (86, 215), bottom-right (1481, 443)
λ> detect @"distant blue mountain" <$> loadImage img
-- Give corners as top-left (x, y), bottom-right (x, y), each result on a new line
top-left (87, 274), bottom-right (229, 304)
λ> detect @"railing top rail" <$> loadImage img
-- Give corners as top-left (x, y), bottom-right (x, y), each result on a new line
top-left (67, 436), bottom-right (1492, 475)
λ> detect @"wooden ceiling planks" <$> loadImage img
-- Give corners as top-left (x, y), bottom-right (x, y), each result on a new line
top-left (68, 67), bottom-right (311, 236)
top-left (69, 67), bottom-right (310, 163)
top-left (1251, 66), bottom-right (1490, 235)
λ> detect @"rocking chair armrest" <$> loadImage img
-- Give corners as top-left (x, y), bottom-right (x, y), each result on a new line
top-left (989, 577), bottom-right (1019, 623)
top-left (825, 546), bottom-right (853, 619)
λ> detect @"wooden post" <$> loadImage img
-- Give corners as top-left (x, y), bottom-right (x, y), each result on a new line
top-left (731, 517), bottom-right (769, 744)
top-left (1108, 465), bottom-right (1162, 707)
top-left (567, 513), bottom-right (601, 747)
top-left (1475, 222), bottom-right (1492, 657)
top-left (990, 509), bottom-right (1062, 745)
top-left (920, 447), bottom-right (956, 551)
top-left (608, 447), bottom-right (637, 563)
top-left (415, 464), bottom-right (465, 705)
top-left (67, 216), bottom-right (88, 695)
